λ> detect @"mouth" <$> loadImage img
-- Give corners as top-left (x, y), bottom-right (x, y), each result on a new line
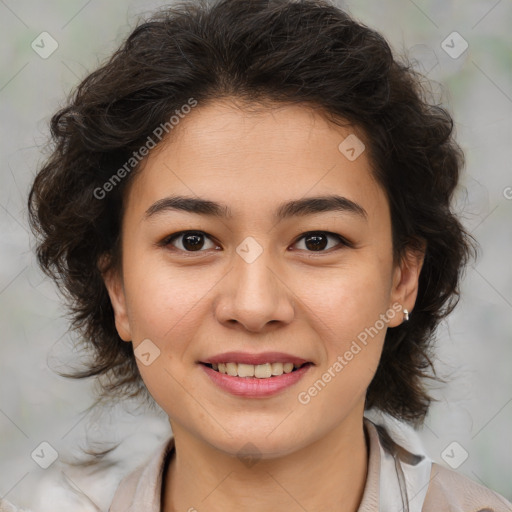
top-left (199, 358), bottom-right (314, 397)
top-left (200, 361), bottom-right (313, 379)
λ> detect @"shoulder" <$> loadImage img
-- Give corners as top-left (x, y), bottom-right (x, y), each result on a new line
top-left (424, 462), bottom-right (512, 511)
top-left (364, 413), bottom-right (511, 511)
top-left (109, 435), bottom-right (174, 511)
top-left (108, 458), bottom-right (147, 510)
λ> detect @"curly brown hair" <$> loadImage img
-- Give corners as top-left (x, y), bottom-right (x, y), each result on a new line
top-left (27, 0), bottom-right (477, 426)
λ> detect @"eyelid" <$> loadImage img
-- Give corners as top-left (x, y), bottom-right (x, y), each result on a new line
top-left (159, 230), bottom-right (220, 253)
top-left (292, 231), bottom-right (353, 251)
top-left (159, 230), bottom-right (353, 253)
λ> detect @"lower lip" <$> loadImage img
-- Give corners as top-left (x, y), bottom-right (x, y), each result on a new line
top-left (200, 363), bottom-right (312, 398)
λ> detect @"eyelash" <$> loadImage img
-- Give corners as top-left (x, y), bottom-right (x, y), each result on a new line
top-left (159, 230), bottom-right (353, 255)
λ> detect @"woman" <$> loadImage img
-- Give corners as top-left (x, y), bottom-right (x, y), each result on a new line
top-left (12, 0), bottom-right (511, 510)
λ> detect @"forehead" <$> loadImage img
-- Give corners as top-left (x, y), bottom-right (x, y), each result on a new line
top-left (124, 100), bottom-right (387, 223)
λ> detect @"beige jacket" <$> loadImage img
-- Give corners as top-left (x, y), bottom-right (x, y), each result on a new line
top-left (1, 418), bottom-right (509, 511)
top-left (107, 418), bottom-right (512, 511)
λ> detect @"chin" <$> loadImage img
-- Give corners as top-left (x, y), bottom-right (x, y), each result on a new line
top-left (199, 422), bottom-right (310, 460)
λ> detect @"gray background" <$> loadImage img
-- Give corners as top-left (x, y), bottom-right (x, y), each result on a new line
top-left (1, 0), bottom-right (511, 509)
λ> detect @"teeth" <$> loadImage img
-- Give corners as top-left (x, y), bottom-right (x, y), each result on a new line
top-left (226, 362), bottom-right (238, 376)
top-left (237, 363), bottom-right (255, 377)
top-left (255, 363), bottom-right (272, 378)
top-left (283, 363), bottom-right (294, 373)
top-left (271, 362), bottom-right (283, 375)
top-left (211, 362), bottom-right (301, 378)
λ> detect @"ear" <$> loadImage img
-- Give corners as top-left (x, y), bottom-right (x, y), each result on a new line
top-left (99, 256), bottom-right (132, 342)
top-left (387, 240), bottom-right (426, 328)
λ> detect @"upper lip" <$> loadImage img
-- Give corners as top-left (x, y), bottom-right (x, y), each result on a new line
top-left (200, 352), bottom-right (311, 366)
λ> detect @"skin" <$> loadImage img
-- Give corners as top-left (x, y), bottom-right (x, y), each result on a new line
top-left (103, 99), bottom-right (425, 512)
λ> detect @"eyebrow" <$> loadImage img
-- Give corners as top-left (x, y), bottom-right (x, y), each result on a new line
top-left (144, 194), bottom-right (367, 222)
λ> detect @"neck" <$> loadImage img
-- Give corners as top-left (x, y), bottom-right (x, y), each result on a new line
top-left (162, 414), bottom-right (368, 512)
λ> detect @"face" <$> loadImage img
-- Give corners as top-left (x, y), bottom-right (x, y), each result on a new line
top-left (103, 100), bottom-right (424, 458)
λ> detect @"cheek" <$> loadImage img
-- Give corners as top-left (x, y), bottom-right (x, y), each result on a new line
top-left (295, 260), bottom-right (393, 409)
top-left (123, 247), bottom-right (214, 341)
top-left (296, 256), bottom-right (393, 340)
top-left (297, 270), bottom-right (390, 409)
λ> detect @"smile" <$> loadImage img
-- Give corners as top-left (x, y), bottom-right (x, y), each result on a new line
top-left (199, 362), bottom-right (313, 397)
top-left (204, 361), bottom-right (307, 378)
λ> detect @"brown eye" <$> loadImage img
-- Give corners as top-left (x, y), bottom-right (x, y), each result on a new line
top-left (163, 231), bottom-right (219, 252)
top-left (293, 231), bottom-right (350, 252)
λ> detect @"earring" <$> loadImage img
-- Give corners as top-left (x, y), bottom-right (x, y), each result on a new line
top-left (403, 309), bottom-right (410, 322)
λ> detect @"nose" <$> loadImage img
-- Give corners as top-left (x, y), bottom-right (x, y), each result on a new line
top-left (214, 246), bottom-right (295, 333)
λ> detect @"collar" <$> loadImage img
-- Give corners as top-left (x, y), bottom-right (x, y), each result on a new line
top-left (109, 417), bottom-right (432, 511)
top-left (358, 418), bottom-right (432, 512)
